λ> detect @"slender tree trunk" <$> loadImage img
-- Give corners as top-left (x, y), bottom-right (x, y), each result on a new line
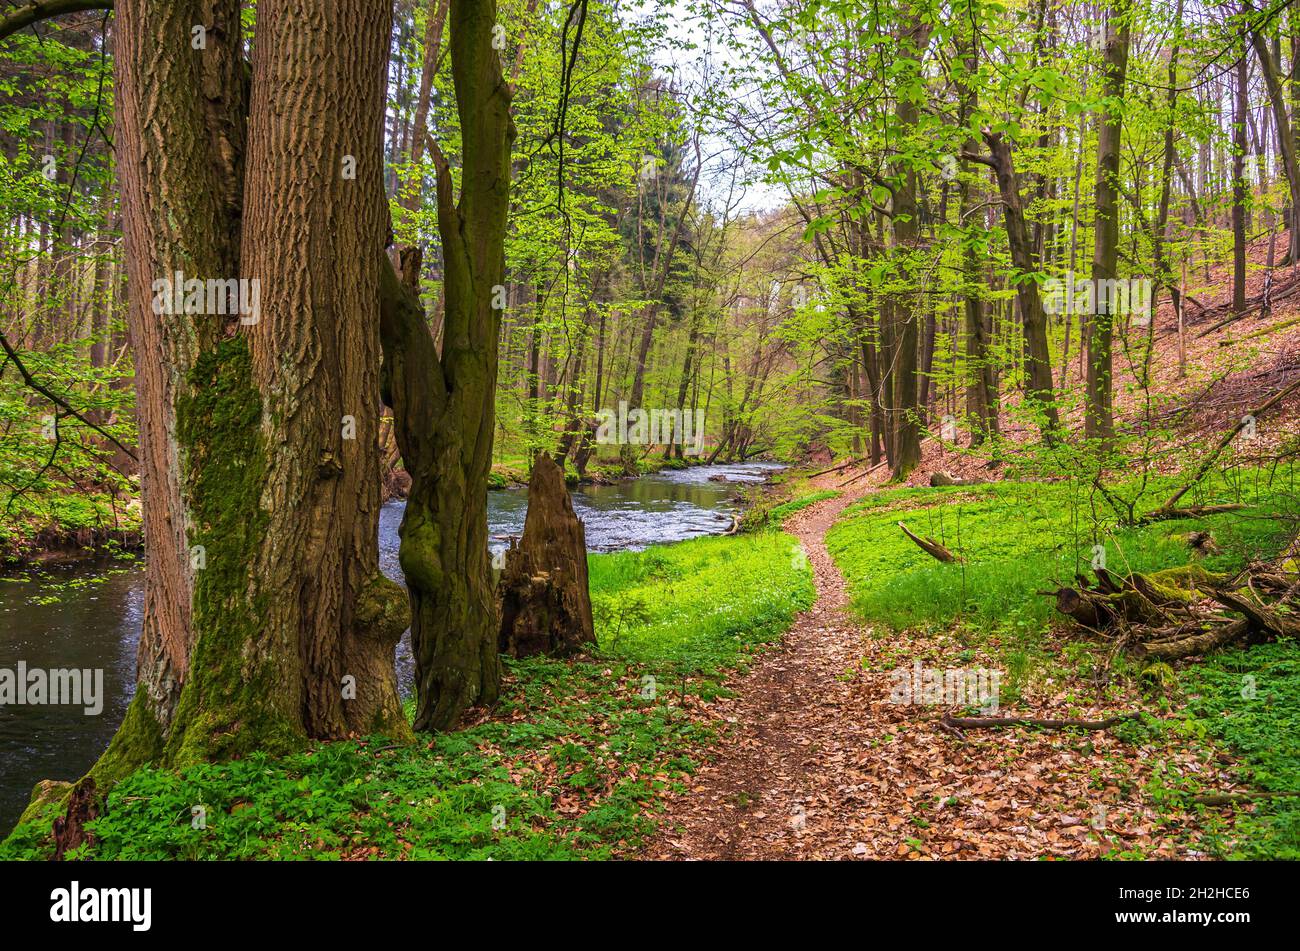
top-left (885, 9), bottom-right (931, 479)
top-left (380, 0), bottom-right (513, 732)
top-left (983, 131), bottom-right (1060, 438)
top-left (1233, 26), bottom-right (1249, 314)
top-left (957, 34), bottom-right (998, 445)
top-left (1085, 0), bottom-right (1130, 446)
top-left (1250, 5), bottom-right (1300, 262)
top-left (1153, 0), bottom-right (1184, 320)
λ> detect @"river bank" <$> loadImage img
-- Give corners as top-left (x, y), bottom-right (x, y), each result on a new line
top-left (2, 524), bottom-right (816, 858)
top-left (2, 454), bottom-right (773, 571)
top-left (9, 462), bottom-right (1293, 860)
top-left (0, 461), bottom-right (790, 836)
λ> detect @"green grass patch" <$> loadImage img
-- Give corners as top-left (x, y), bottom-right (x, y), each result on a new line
top-left (740, 486), bottom-right (839, 533)
top-left (766, 489), bottom-right (839, 523)
top-left (1165, 641), bottom-right (1300, 859)
top-left (826, 469), bottom-right (1297, 641)
top-left (589, 531), bottom-right (816, 675)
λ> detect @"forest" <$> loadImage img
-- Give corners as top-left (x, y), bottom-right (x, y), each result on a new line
top-left (0, 0), bottom-right (1297, 896)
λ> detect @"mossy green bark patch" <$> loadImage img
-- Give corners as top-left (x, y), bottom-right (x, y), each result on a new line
top-left (16, 780), bottom-right (70, 827)
top-left (397, 507), bottom-right (443, 592)
top-left (165, 336), bottom-right (303, 765)
top-left (1142, 564), bottom-right (1226, 598)
top-left (355, 572), bottom-right (411, 643)
top-left (89, 691), bottom-right (166, 787)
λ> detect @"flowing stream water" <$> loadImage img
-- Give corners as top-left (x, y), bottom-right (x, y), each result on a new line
top-left (0, 461), bottom-right (782, 834)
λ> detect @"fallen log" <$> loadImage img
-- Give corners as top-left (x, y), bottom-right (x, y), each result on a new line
top-left (939, 712), bottom-right (1140, 731)
top-left (1142, 503), bottom-right (1245, 523)
top-left (1138, 619), bottom-right (1251, 660)
top-left (1210, 589), bottom-right (1299, 638)
top-left (898, 521), bottom-right (961, 562)
top-left (929, 471), bottom-right (988, 487)
top-left (836, 458), bottom-right (890, 487)
top-left (1052, 569), bottom-right (1183, 628)
top-left (1192, 790), bottom-right (1300, 806)
top-left (1054, 587), bottom-right (1111, 630)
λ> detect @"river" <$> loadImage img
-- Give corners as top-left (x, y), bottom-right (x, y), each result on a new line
top-left (0, 461), bottom-right (781, 835)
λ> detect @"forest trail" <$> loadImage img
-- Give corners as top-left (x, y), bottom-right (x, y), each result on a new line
top-left (644, 469), bottom-right (1219, 861)
top-left (643, 475), bottom-right (888, 859)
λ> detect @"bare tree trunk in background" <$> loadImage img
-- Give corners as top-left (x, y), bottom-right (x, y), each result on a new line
top-left (405, 0), bottom-right (450, 216)
top-left (956, 33), bottom-right (998, 446)
top-left (1152, 0), bottom-right (1184, 320)
top-left (1085, 0), bottom-right (1130, 447)
top-left (1250, 1), bottom-right (1300, 263)
top-left (983, 131), bottom-right (1060, 439)
top-left (885, 7), bottom-right (931, 480)
top-left (1232, 25), bottom-right (1248, 314)
top-left (622, 140), bottom-right (701, 474)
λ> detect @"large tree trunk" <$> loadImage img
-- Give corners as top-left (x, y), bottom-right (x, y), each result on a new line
top-left (498, 453), bottom-right (595, 658)
top-left (235, 0), bottom-right (409, 743)
top-left (101, 0), bottom-right (249, 775)
top-left (89, 0), bottom-right (410, 792)
top-left (380, 0), bottom-right (513, 733)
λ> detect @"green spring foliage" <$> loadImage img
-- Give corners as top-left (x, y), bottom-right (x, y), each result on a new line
top-left (826, 467), bottom-right (1298, 639)
top-left (1162, 643), bottom-right (1300, 860)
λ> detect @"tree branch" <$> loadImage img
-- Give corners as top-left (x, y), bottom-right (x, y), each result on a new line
top-left (0, 0), bottom-right (111, 42)
top-left (0, 329), bottom-right (137, 460)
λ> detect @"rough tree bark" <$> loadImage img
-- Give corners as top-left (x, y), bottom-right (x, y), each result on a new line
top-left (498, 453), bottom-right (595, 658)
top-left (1085, 0), bottom-right (1130, 446)
top-left (379, 0), bottom-right (514, 732)
top-left (79, 0), bottom-right (410, 802)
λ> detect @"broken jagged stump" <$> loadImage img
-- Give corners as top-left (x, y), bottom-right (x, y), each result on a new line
top-left (52, 778), bottom-right (99, 860)
top-left (498, 453), bottom-right (596, 658)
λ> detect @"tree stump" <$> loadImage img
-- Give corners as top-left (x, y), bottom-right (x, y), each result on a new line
top-left (52, 778), bottom-right (99, 860)
top-left (498, 453), bottom-right (596, 658)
